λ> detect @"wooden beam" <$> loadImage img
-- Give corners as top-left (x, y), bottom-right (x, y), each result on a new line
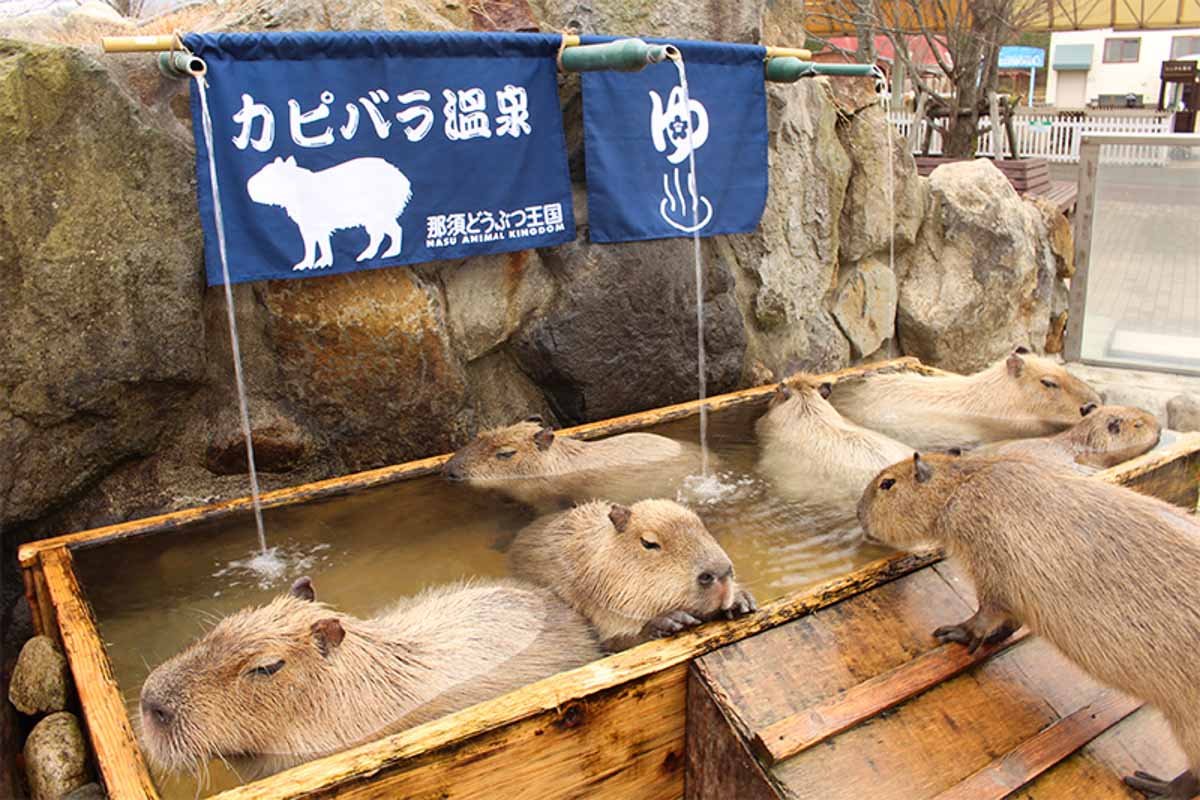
top-left (929, 690), bottom-right (1142, 800)
top-left (751, 629), bottom-right (1033, 766)
top-left (40, 548), bottom-right (159, 800)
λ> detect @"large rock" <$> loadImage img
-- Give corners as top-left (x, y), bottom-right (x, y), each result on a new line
top-left (832, 257), bottom-right (897, 358)
top-left (23, 712), bottom-right (91, 800)
top-left (838, 103), bottom-right (925, 264)
top-left (511, 237), bottom-right (745, 423)
top-left (1026, 195), bottom-right (1074, 279)
top-left (529, 0), bottom-right (763, 41)
top-left (895, 160), bottom-right (1055, 373)
top-left (442, 250), bottom-right (554, 362)
top-left (1167, 393), bottom-right (1200, 432)
top-left (0, 40), bottom-right (205, 528)
top-left (8, 636), bottom-right (70, 715)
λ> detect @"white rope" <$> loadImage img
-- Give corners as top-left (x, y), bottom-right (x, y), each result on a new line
top-left (195, 73), bottom-right (268, 553)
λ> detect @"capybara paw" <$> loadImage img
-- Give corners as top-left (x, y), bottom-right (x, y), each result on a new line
top-left (725, 589), bottom-right (757, 618)
top-left (645, 610), bottom-right (703, 639)
top-left (933, 623), bottom-right (977, 649)
top-left (981, 619), bottom-right (1019, 648)
top-left (1124, 770), bottom-right (1200, 798)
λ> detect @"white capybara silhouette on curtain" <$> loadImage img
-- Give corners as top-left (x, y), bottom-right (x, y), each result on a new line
top-left (247, 156), bottom-right (413, 271)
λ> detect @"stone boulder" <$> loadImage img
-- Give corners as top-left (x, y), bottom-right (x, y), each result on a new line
top-left (8, 636), bottom-right (70, 716)
top-left (0, 40), bottom-right (205, 527)
top-left (896, 160), bottom-right (1056, 373)
top-left (529, 0), bottom-right (763, 41)
top-left (511, 237), bottom-right (745, 423)
top-left (1167, 393), bottom-right (1200, 432)
top-left (832, 257), bottom-right (897, 359)
top-left (23, 712), bottom-right (92, 800)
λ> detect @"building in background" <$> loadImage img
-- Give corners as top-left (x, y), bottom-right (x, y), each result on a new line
top-left (1047, 27), bottom-right (1200, 107)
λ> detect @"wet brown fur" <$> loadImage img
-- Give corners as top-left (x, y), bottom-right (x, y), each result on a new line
top-left (508, 499), bottom-right (754, 650)
top-left (978, 404), bottom-right (1161, 472)
top-left (858, 453), bottom-right (1200, 793)
top-left (829, 349), bottom-right (1101, 450)
top-left (139, 579), bottom-right (601, 777)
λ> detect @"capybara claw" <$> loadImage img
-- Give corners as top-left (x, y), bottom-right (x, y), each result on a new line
top-left (1123, 770), bottom-right (1200, 798)
top-left (645, 610), bottom-right (703, 639)
top-left (726, 589), bottom-right (757, 618)
top-left (933, 624), bottom-right (975, 648)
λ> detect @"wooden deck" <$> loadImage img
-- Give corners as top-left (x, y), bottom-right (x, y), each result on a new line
top-left (686, 557), bottom-right (1193, 800)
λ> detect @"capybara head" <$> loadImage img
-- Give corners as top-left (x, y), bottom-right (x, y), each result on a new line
top-left (1000, 347), bottom-right (1101, 427)
top-left (443, 417), bottom-right (558, 483)
top-left (857, 453), bottom-right (965, 550)
top-left (1069, 404), bottom-right (1161, 467)
top-left (246, 156), bottom-right (304, 207)
top-left (139, 578), bottom-right (349, 773)
top-left (588, 499), bottom-right (737, 623)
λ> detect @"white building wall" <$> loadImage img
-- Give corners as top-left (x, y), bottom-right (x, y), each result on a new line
top-left (1046, 27), bottom-right (1200, 107)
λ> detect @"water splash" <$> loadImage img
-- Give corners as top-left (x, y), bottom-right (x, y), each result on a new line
top-left (212, 542), bottom-right (332, 591)
top-left (677, 471), bottom-right (760, 507)
top-left (667, 49), bottom-right (710, 477)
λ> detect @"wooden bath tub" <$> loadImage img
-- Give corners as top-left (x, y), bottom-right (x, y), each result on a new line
top-left (17, 357), bottom-right (1200, 800)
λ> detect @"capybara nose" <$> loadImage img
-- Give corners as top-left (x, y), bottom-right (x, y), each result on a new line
top-left (142, 697), bottom-right (174, 728)
top-left (442, 457), bottom-right (464, 482)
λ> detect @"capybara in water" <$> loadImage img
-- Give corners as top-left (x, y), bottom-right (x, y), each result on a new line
top-left (508, 499), bottom-right (756, 650)
top-left (139, 577), bottom-right (600, 777)
top-left (756, 377), bottom-right (914, 513)
top-left (858, 452), bottom-right (1200, 798)
top-left (443, 417), bottom-right (703, 511)
top-left (828, 348), bottom-right (1101, 450)
top-left (977, 403), bottom-right (1161, 472)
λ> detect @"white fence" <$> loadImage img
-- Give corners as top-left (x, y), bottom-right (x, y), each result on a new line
top-left (888, 111), bottom-right (1173, 165)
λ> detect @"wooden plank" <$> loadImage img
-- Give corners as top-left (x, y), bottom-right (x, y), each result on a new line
top-left (930, 691), bottom-right (1141, 800)
top-left (40, 548), bottom-right (159, 800)
top-left (1064, 139), bottom-right (1100, 361)
top-left (686, 662), bottom-right (777, 800)
top-left (752, 629), bottom-right (1033, 766)
top-left (1096, 432), bottom-right (1200, 510)
top-left (16, 357), bottom-right (926, 566)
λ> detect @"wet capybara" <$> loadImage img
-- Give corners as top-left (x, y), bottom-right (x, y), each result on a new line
top-left (977, 403), bottom-right (1161, 472)
top-left (508, 499), bottom-right (756, 650)
top-left (858, 452), bottom-right (1200, 798)
top-left (828, 348), bottom-right (1101, 450)
top-left (139, 577), bottom-right (601, 777)
top-left (442, 417), bottom-right (704, 511)
top-left (756, 377), bottom-right (913, 512)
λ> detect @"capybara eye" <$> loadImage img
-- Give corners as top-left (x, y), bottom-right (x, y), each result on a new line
top-left (247, 659), bottom-right (285, 678)
top-left (698, 572), bottom-right (715, 587)
top-left (495, 449), bottom-right (516, 461)
top-left (880, 478), bottom-right (896, 490)
top-left (640, 538), bottom-right (661, 551)
top-left (1040, 378), bottom-right (1059, 389)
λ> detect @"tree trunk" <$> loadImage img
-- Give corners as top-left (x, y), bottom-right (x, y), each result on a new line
top-left (853, 0), bottom-right (877, 63)
top-left (941, 6), bottom-right (1008, 158)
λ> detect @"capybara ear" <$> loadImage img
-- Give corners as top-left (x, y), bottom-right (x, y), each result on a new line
top-left (913, 452), bottom-right (932, 484)
top-left (524, 414), bottom-right (544, 425)
top-left (1080, 402), bottom-right (1098, 417)
top-left (1108, 418), bottom-right (1122, 435)
top-left (311, 618), bottom-right (344, 656)
top-left (608, 504), bottom-right (632, 533)
top-left (774, 382), bottom-right (792, 400)
top-left (1014, 345), bottom-right (1031, 355)
top-left (533, 426), bottom-right (555, 451)
top-left (290, 577), bottom-right (315, 602)
top-left (1006, 352), bottom-right (1025, 377)
top-left (818, 382), bottom-right (833, 399)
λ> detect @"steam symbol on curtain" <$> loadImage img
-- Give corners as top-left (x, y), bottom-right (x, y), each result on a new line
top-left (247, 156), bottom-right (412, 272)
top-left (650, 86), bottom-right (712, 233)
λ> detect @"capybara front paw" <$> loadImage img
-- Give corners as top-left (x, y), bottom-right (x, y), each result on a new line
top-left (933, 622), bottom-right (977, 649)
top-left (724, 589), bottom-right (757, 619)
top-left (644, 610), bottom-right (703, 639)
top-left (1124, 769), bottom-right (1200, 798)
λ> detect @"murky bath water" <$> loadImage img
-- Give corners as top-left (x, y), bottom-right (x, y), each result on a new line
top-left (74, 399), bottom-right (893, 797)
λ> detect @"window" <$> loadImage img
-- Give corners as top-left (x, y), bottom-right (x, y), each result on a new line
top-left (1172, 36), bottom-right (1200, 59)
top-left (1103, 38), bottom-right (1141, 63)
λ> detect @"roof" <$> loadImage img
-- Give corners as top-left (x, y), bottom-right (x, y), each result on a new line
top-left (1053, 43), bottom-right (1095, 70)
top-left (820, 34), bottom-right (953, 68)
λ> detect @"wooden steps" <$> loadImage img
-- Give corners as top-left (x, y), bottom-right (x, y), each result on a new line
top-left (913, 156), bottom-right (1078, 215)
top-left (685, 561), bottom-right (1191, 800)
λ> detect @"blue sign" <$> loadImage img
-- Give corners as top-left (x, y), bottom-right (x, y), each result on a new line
top-left (184, 32), bottom-right (575, 285)
top-left (999, 46), bottom-right (1045, 69)
top-left (581, 37), bottom-right (769, 243)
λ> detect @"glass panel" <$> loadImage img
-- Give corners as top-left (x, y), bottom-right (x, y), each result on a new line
top-left (1079, 142), bottom-right (1200, 374)
top-left (1171, 36), bottom-right (1200, 59)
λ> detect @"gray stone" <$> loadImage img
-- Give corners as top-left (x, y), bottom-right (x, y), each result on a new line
top-left (895, 160), bottom-right (1055, 373)
top-left (511, 237), bottom-right (745, 424)
top-left (1167, 393), bottom-right (1200, 432)
top-left (832, 257), bottom-right (897, 359)
top-left (1099, 386), bottom-right (1167, 427)
top-left (23, 712), bottom-right (91, 800)
top-left (465, 350), bottom-right (556, 430)
top-left (838, 103), bottom-right (925, 264)
top-left (204, 399), bottom-right (313, 475)
top-left (529, 0), bottom-right (763, 41)
top-left (442, 250), bottom-right (554, 362)
top-left (9, 636), bottom-right (69, 716)
top-left (64, 783), bottom-right (106, 800)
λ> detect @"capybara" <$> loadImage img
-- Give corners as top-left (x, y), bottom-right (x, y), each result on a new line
top-left (508, 499), bottom-right (756, 650)
top-left (443, 417), bottom-right (704, 511)
top-left (977, 403), bottom-right (1161, 472)
top-left (139, 577), bottom-right (600, 777)
top-left (756, 377), bottom-right (913, 513)
top-left (858, 452), bottom-right (1200, 798)
top-left (828, 348), bottom-right (1101, 450)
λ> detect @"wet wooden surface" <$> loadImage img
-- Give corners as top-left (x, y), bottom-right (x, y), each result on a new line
top-left (687, 558), bottom-right (1191, 800)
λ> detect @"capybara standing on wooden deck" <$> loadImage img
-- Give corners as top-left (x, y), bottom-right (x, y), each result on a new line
top-left (828, 348), bottom-right (1101, 450)
top-left (858, 453), bottom-right (1200, 798)
top-left (509, 499), bottom-right (756, 650)
top-left (756, 377), bottom-right (913, 513)
top-left (977, 403), bottom-right (1161, 471)
top-left (139, 578), bottom-right (600, 777)
top-left (442, 418), bottom-right (703, 511)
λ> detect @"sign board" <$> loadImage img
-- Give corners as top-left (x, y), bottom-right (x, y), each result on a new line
top-left (1162, 60), bottom-right (1199, 81)
top-left (999, 46), bottom-right (1045, 69)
